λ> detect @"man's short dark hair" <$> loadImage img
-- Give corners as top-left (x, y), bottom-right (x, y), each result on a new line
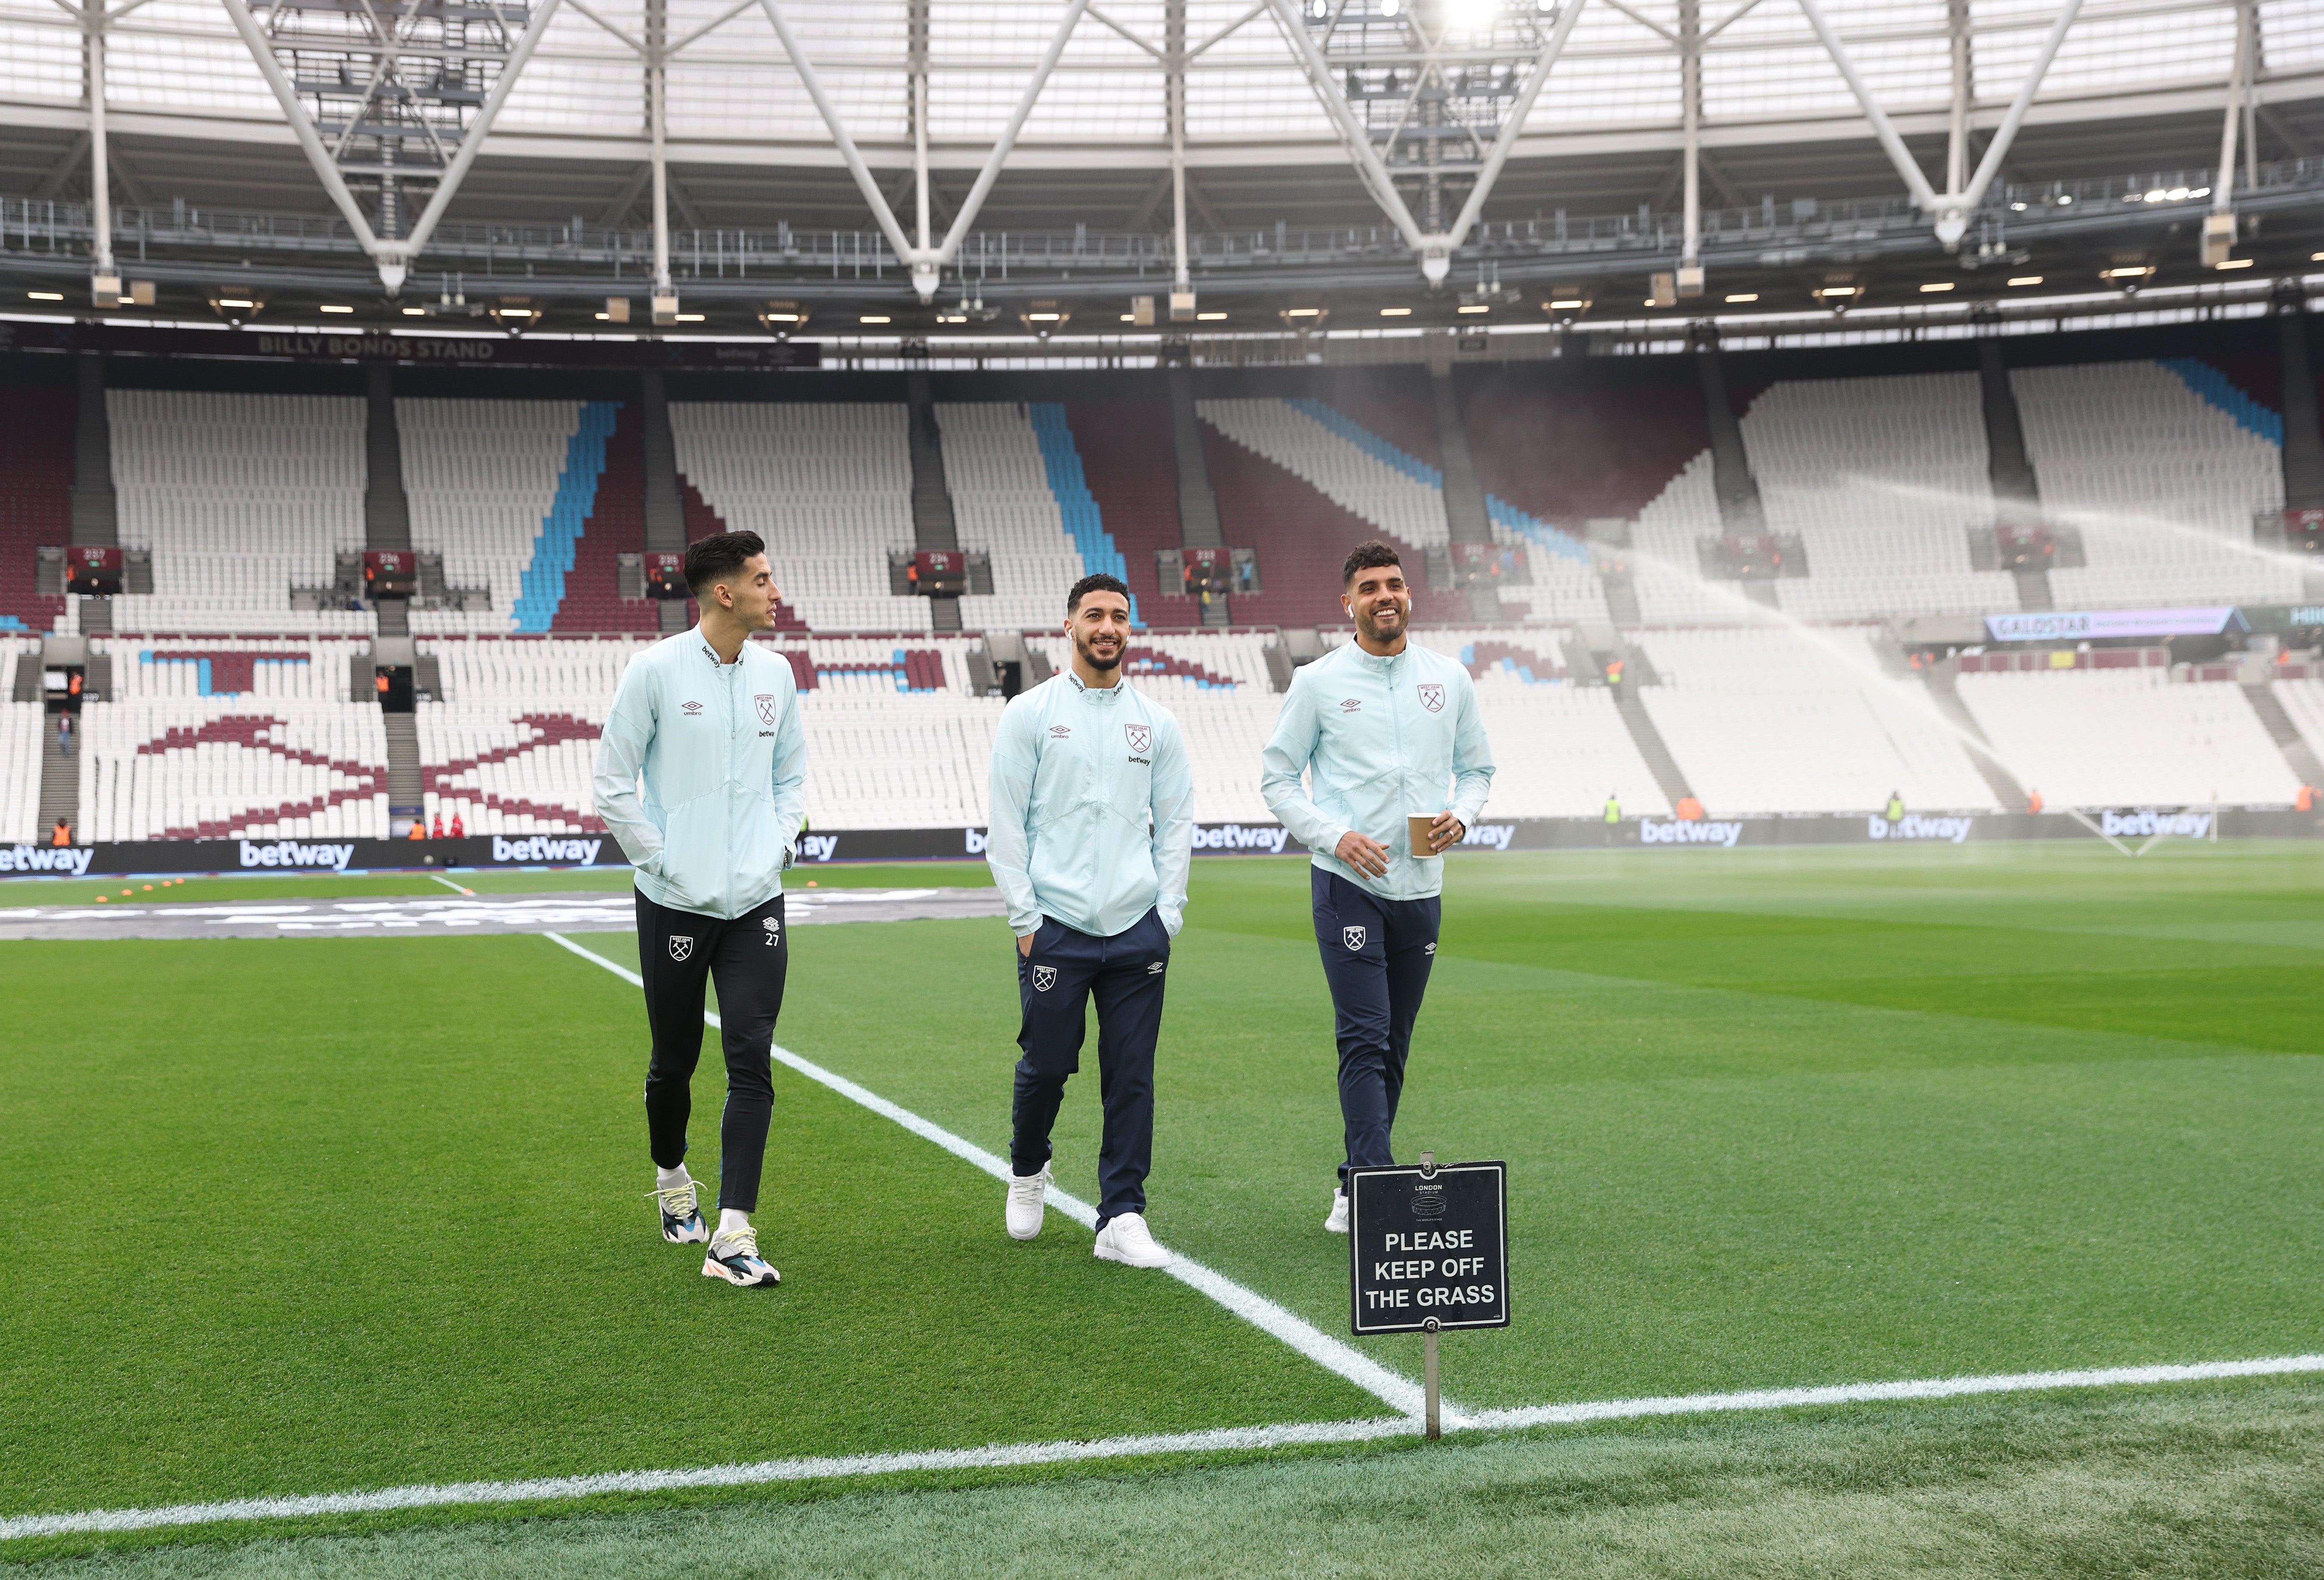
top-left (1067, 572), bottom-right (1131, 615)
top-left (685, 531), bottom-right (767, 599)
top-left (1343, 540), bottom-right (1403, 586)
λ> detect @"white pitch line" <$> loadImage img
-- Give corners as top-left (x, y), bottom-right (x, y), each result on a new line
top-left (538, 932), bottom-right (1429, 1419)
top-left (8, 1353), bottom-right (2321, 1542)
top-left (428, 874), bottom-right (476, 895)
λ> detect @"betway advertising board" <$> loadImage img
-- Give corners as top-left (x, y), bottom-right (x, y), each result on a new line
top-left (4, 808), bottom-right (2315, 878)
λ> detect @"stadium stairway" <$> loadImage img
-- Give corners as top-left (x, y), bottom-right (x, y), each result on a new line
top-left (1921, 660), bottom-right (2030, 808)
top-left (0, 386), bottom-right (71, 634)
top-left (71, 355), bottom-right (118, 636)
top-left (2239, 673), bottom-right (2324, 787)
top-left (907, 374), bottom-right (964, 633)
top-left (36, 719), bottom-right (76, 840)
top-left (1610, 677), bottom-right (1694, 808)
top-left (2279, 312), bottom-right (2324, 512)
top-left (366, 365), bottom-right (412, 638)
top-left (1165, 368), bottom-right (1230, 627)
top-left (383, 711), bottom-right (422, 833)
top-left (1978, 342), bottom-right (2052, 613)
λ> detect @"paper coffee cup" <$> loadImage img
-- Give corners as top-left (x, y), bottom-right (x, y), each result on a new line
top-left (1408, 813), bottom-right (1445, 855)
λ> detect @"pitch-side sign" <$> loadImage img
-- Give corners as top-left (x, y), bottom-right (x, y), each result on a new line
top-left (1985, 608), bottom-right (2240, 642)
top-left (1348, 1159), bottom-right (1509, 1336)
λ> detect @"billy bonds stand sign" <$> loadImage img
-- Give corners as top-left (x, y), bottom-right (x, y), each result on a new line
top-left (1347, 1155), bottom-right (1508, 1437)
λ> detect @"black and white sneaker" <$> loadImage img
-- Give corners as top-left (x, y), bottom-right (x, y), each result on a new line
top-left (703, 1225), bottom-right (782, 1287)
top-left (652, 1179), bottom-right (709, 1244)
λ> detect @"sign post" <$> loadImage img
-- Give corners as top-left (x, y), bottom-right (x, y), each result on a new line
top-left (1348, 1150), bottom-right (1508, 1440)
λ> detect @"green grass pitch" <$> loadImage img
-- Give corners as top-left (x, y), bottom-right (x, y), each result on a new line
top-left (4, 842), bottom-right (2323, 1571)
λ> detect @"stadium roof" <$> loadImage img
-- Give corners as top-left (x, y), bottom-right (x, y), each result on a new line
top-left (0, 0), bottom-right (2318, 331)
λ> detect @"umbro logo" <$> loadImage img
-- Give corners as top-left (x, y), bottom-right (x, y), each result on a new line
top-left (1147, 961), bottom-right (1165, 974)
top-left (1423, 942), bottom-right (1437, 955)
top-left (680, 700), bottom-right (704, 715)
top-left (1339, 699), bottom-right (1361, 712)
top-left (762, 917), bottom-right (781, 947)
top-left (1049, 725), bottom-right (1071, 738)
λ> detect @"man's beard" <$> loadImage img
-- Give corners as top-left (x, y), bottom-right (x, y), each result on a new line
top-left (1075, 633), bottom-right (1123, 671)
top-left (1356, 599), bottom-right (1408, 641)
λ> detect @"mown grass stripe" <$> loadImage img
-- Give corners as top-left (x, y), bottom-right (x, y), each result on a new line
top-left (538, 931), bottom-right (1430, 1418)
top-left (9, 1356), bottom-right (2320, 1541)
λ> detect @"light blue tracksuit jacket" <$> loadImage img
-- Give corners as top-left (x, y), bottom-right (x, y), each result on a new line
top-left (1260, 639), bottom-right (1495, 901)
top-left (986, 672), bottom-right (1194, 940)
top-left (592, 628), bottom-right (807, 920)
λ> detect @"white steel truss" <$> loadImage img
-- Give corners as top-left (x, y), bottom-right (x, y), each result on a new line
top-left (222, 0), bottom-right (568, 290)
top-left (1796, 0), bottom-right (2087, 248)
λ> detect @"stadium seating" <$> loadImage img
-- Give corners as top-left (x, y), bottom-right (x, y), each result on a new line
top-left (418, 636), bottom-right (639, 834)
top-left (1403, 628), bottom-right (1674, 818)
top-left (0, 388), bottom-right (71, 635)
top-left (1956, 666), bottom-right (2301, 807)
top-left (1062, 399), bottom-right (1182, 621)
top-left (2265, 677), bottom-right (2324, 777)
top-left (937, 403), bottom-right (1115, 632)
top-left (554, 400), bottom-right (658, 635)
top-left (669, 403), bottom-right (920, 632)
top-left (1633, 626), bottom-right (2002, 815)
top-left (76, 636), bottom-right (388, 840)
top-left (107, 390), bottom-right (370, 635)
top-left (403, 398), bottom-right (616, 635)
top-left (1620, 453), bottom-right (1742, 625)
top-left (6, 353), bottom-right (2322, 842)
top-left (1742, 373), bottom-right (2021, 620)
top-left (1197, 397), bottom-right (1606, 625)
top-left (0, 641), bottom-right (43, 842)
top-left (2012, 360), bottom-right (2296, 607)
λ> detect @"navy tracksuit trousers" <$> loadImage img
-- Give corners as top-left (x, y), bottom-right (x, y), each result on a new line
top-left (1311, 869), bottom-right (1440, 1188)
top-left (1011, 908), bottom-right (1169, 1230)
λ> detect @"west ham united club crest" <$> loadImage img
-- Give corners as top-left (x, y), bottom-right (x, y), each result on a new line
top-left (1343, 926), bottom-right (1367, 951)
top-left (1125, 723), bottom-right (1151, 754)
top-left (1032, 964), bottom-right (1058, 992)
top-left (669, 935), bottom-right (694, 962)
top-left (755, 693), bottom-right (780, 728)
top-left (1417, 683), bottom-right (1445, 714)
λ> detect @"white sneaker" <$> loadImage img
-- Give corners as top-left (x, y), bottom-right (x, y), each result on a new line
top-left (702, 1225), bottom-right (781, 1287)
top-left (1325, 1188), bottom-right (1349, 1234)
top-left (1006, 1166), bottom-right (1050, 1241)
top-left (1092, 1211), bottom-right (1173, 1269)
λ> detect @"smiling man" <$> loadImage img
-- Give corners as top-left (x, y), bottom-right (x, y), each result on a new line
top-left (986, 573), bottom-right (1193, 1269)
top-left (593, 531), bottom-right (805, 1290)
top-left (1261, 540), bottom-right (1494, 1234)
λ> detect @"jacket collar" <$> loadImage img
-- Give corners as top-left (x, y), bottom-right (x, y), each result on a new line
top-left (692, 625), bottom-right (754, 669)
top-left (1349, 640), bottom-right (1407, 671)
top-left (1065, 670), bottom-right (1125, 702)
